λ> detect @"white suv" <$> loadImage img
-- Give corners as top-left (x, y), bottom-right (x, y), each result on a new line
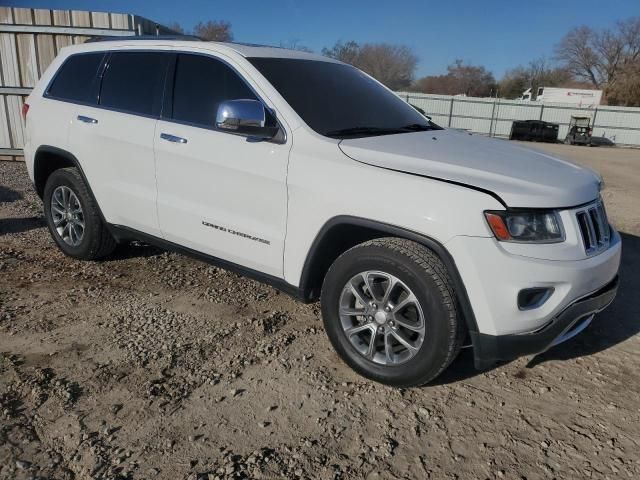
top-left (23, 38), bottom-right (621, 387)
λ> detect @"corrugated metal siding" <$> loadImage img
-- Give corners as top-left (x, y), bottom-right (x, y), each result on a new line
top-left (398, 91), bottom-right (640, 147)
top-left (0, 7), bottom-right (167, 157)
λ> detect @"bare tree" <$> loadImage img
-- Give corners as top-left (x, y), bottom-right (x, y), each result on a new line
top-left (498, 67), bottom-right (533, 99)
top-left (279, 39), bottom-right (313, 53)
top-left (322, 41), bottom-right (418, 90)
top-left (357, 44), bottom-right (417, 90)
top-left (555, 17), bottom-right (640, 90)
top-left (499, 58), bottom-right (573, 99)
top-left (412, 60), bottom-right (496, 97)
top-left (322, 40), bottom-right (360, 65)
top-left (165, 22), bottom-right (184, 34)
top-left (555, 26), bottom-right (602, 87)
top-left (606, 61), bottom-right (640, 106)
top-left (193, 20), bottom-right (233, 42)
top-left (618, 17), bottom-right (640, 62)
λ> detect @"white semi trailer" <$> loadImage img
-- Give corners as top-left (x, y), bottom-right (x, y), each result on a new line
top-left (521, 87), bottom-right (603, 107)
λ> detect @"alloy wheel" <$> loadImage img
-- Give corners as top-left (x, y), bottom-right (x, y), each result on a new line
top-left (338, 270), bottom-right (426, 365)
top-left (51, 185), bottom-right (85, 247)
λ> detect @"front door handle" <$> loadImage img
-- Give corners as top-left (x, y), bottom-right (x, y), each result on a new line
top-left (160, 133), bottom-right (188, 144)
top-left (77, 115), bottom-right (98, 124)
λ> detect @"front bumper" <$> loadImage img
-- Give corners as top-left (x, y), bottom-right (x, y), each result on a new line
top-left (471, 275), bottom-right (619, 370)
top-left (446, 229), bottom-right (621, 336)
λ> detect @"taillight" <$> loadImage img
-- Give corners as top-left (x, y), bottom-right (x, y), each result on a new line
top-left (22, 102), bottom-right (30, 119)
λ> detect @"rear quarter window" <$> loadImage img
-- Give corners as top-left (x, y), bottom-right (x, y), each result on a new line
top-left (46, 52), bottom-right (105, 103)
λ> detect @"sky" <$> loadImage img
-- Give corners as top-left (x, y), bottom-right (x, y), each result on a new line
top-left (7, 0), bottom-right (640, 79)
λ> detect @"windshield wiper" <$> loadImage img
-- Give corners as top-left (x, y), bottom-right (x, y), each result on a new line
top-left (325, 126), bottom-right (407, 138)
top-left (398, 123), bottom-right (439, 132)
top-left (325, 124), bottom-right (439, 138)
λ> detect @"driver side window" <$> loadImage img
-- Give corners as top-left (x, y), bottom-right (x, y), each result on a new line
top-left (171, 54), bottom-right (258, 128)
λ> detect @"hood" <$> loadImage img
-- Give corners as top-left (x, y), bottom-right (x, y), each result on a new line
top-left (339, 129), bottom-right (601, 208)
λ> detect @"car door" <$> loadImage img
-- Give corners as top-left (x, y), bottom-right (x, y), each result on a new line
top-left (67, 50), bottom-right (170, 237)
top-left (154, 52), bottom-right (290, 277)
top-left (39, 52), bottom-right (106, 160)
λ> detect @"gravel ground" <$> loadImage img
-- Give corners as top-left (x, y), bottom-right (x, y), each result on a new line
top-left (1, 143), bottom-right (639, 480)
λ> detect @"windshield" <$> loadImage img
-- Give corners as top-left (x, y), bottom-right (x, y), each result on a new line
top-left (248, 57), bottom-right (441, 139)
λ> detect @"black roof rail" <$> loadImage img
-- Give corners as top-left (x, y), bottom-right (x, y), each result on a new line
top-left (227, 41), bottom-right (285, 49)
top-left (85, 35), bottom-right (203, 43)
top-left (84, 37), bottom-right (299, 52)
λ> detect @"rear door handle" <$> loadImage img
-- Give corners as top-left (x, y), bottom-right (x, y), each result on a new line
top-left (77, 115), bottom-right (98, 124)
top-left (160, 133), bottom-right (188, 144)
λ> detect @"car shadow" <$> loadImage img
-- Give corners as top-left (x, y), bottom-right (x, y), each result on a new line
top-left (430, 347), bottom-right (479, 385)
top-left (106, 241), bottom-right (164, 261)
top-left (0, 185), bottom-right (23, 202)
top-left (526, 231), bottom-right (639, 368)
top-left (0, 216), bottom-right (45, 236)
top-left (431, 231), bottom-right (639, 385)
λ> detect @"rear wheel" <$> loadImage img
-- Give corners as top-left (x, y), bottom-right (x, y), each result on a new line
top-left (321, 238), bottom-right (464, 387)
top-left (43, 168), bottom-right (116, 260)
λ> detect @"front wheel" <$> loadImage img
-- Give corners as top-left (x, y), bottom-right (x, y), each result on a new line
top-left (321, 238), bottom-right (464, 387)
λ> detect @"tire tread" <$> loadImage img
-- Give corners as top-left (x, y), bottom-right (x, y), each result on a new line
top-left (325, 237), bottom-right (464, 387)
top-left (44, 167), bottom-right (116, 260)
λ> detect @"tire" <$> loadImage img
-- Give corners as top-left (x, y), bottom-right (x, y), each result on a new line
top-left (321, 238), bottom-right (464, 387)
top-left (43, 167), bottom-right (116, 260)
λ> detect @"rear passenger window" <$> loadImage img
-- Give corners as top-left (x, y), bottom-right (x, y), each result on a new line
top-left (100, 52), bottom-right (169, 117)
top-left (171, 54), bottom-right (258, 127)
top-left (47, 53), bottom-right (104, 103)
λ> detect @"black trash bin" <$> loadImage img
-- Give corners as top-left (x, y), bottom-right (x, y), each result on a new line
top-left (509, 120), bottom-right (559, 143)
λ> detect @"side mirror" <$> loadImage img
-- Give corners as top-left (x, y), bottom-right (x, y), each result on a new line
top-left (215, 99), bottom-right (279, 140)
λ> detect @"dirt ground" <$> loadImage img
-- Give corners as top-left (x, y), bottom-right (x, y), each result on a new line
top-left (1, 142), bottom-right (639, 480)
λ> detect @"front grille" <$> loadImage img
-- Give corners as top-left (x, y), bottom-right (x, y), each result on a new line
top-left (576, 200), bottom-right (610, 255)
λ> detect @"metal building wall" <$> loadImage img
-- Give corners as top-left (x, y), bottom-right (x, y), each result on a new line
top-left (399, 92), bottom-right (640, 147)
top-left (0, 7), bottom-right (171, 158)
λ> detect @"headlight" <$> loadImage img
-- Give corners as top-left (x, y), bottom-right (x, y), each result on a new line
top-left (484, 210), bottom-right (564, 243)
